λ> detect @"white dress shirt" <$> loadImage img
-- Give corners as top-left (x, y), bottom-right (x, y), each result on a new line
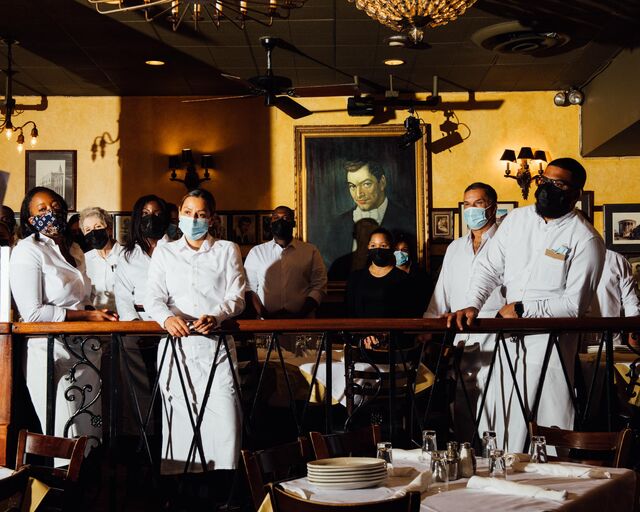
top-left (466, 205), bottom-right (605, 318)
top-left (592, 249), bottom-right (640, 318)
top-left (9, 234), bottom-right (92, 322)
top-left (425, 224), bottom-right (504, 319)
top-left (114, 237), bottom-right (169, 321)
top-left (144, 235), bottom-right (246, 328)
top-left (85, 242), bottom-right (123, 311)
top-left (244, 238), bottom-right (327, 315)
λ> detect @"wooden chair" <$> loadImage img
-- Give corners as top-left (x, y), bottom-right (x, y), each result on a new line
top-left (309, 424), bottom-right (381, 460)
top-left (268, 483), bottom-right (421, 512)
top-left (0, 467), bottom-right (30, 512)
top-left (529, 422), bottom-right (633, 468)
top-left (241, 437), bottom-right (314, 511)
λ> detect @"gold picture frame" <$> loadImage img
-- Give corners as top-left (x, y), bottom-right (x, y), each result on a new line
top-left (295, 125), bottom-right (427, 278)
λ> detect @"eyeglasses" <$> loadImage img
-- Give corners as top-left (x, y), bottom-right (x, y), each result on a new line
top-left (534, 175), bottom-right (573, 191)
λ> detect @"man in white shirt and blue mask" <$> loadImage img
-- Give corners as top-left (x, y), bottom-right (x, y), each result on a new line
top-left (448, 158), bottom-right (605, 452)
top-left (425, 182), bottom-right (505, 439)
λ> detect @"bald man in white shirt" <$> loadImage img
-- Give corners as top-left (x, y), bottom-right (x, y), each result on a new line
top-left (425, 182), bottom-right (505, 439)
top-left (449, 158), bottom-right (605, 452)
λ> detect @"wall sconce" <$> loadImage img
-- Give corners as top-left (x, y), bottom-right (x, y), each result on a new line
top-left (501, 146), bottom-right (547, 199)
top-left (168, 149), bottom-right (213, 191)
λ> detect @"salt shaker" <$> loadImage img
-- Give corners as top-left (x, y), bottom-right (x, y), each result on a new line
top-left (459, 442), bottom-right (474, 478)
top-left (446, 441), bottom-right (459, 481)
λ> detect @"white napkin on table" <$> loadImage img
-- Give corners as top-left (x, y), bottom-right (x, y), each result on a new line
top-left (467, 476), bottom-right (568, 502)
top-left (391, 448), bottom-right (424, 464)
top-left (392, 470), bottom-right (431, 497)
top-left (511, 462), bottom-right (612, 479)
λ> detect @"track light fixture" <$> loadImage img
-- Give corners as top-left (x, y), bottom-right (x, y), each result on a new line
top-left (554, 87), bottom-right (584, 107)
top-left (398, 110), bottom-right (423, 149)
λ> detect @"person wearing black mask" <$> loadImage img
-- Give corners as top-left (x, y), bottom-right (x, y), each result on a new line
top-left (79, 207), bottom-right (123, 311)
top-left (447, 158), bottom-right (605, 452)
top-left (67, 213), bottom-right (90, 253)
top-left (345, 227), bottom-right (414, 322)
top-left (244, 205), bottom-right (327, 320)
top-left (113, 194), bottom-right (170, 436)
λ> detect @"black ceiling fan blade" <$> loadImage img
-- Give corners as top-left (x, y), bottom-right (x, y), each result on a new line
top-left (181, 94), bottom-right (257, 103)
top-left (273, 96), bottom-right (312, 119)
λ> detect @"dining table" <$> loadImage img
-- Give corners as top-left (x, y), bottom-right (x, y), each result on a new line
top-left (0, 466), bottom-right (50, 512)
top-left (256, 448), bottom-right (638, 512)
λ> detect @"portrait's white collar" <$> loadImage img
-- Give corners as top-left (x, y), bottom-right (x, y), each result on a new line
top-left (352, 197), bottom-right (389, 224)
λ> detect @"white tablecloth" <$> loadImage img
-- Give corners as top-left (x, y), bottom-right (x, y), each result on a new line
top-left (264, 449), bottom-right (637, 512)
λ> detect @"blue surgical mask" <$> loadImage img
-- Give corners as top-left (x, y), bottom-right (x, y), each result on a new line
top-left (178, 216), bottom-right (209, 241)
top-left (394, 250), bottom-right (409, 266)
top-left (463, 206), bottom-right (490, 230)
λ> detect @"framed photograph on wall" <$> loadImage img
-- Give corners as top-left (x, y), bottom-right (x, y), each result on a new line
top-left (604, 204), bottom-right (640, 252)
top-left (295, 125), bottom-right (427, 280)
top-left (230, 213), bottom-right (257, 245)
top-left (430, 208), bottom-right (455, 241)
top-left (458, 201), bottom-right (518, 237)
top-left (258, 211), bottom-right (274, 242)
top-left (210, 213), bottom-right (228, 240)
top-left (575, 190), bottom-right (594, 223)
top-left (26, 150), bottom-right (77, 211)
top-left (111, 212), bottom-right (132, 244)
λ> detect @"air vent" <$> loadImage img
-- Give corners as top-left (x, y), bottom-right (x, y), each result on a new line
top-left (472, 21), bottom-right (574, 56)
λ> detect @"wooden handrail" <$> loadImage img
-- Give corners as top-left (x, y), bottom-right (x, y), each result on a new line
top-left (8, 316), bottom-right (640, 336)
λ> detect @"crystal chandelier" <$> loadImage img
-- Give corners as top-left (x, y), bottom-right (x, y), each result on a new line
top-left (88, 0), bottom-right (308, 31)
top-left (348, 0), bottom-right (478, 43)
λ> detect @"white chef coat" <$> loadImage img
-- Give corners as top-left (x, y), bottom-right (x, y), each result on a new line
top-left (9, 234), bottom-right (101, 444)
top-left (145, 234), bottom-right (245, 474)
top-left (114, 237), bottom-right (168, 320)
top-left (85, 242), bottom-right (123, 311)
top-left (424, 223), bottom-right (505, 440)
top-left (465, 205), bottom-right (605, 452)
top-left (592, 250), bottom-right (640, 318)
top-left (244, 238), bottom-right (327, 315)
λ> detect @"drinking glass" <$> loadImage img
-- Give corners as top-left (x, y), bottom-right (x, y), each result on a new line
top-left (430, 451), bottom-right (449, 493)
top-left (421, 430), bottom-right (437, 464)
top-left (489, 449), bottom-right (507, 479)
top-left (530, 435), bottom-right (548, 463)
top-left (376, 442), bottom-right (393, 469)
top-left (482, 430), bottom-right (497, 459)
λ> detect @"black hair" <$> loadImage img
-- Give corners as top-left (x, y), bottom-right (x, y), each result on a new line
top-left (368, 227), bottom-right (393, 246)
top-left (344, 160), bottom-right (385, 181)
top-left (124, 194), bottom-right (169, 260)
top-left (167, 202), bottom-right (179, 215)
top-left (547, 158), bottom-right (587, 189)
top-left (179, 189), bottom-right (216, 216)
top-left (0, 205), bottom-right (16, 231)
top-left (464, 182), bottom-right (498, 204)
top-left (273, 205), bottom-right (295, 220)
top-left (394, 232), bottom-right (416, 259)
top-left (19, 187), bottom-right (70, 243)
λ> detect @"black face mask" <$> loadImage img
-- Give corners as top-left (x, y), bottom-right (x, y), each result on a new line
top-left (271, 218), bottom-right (294, 240)
top-left (0, 239), bottom-right (10, 247)
top-left (71, 232), bottom-right (91, 253)
top-left (535, 183), bottom-right (575, 219)
top-left (368, 247), bottom-right (395, 267)
top-left (140, 214), bottom-right (167, 240)
top-left (85, 228), bottom-right (110, 250)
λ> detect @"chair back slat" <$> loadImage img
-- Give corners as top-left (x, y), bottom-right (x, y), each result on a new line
top-left (310, 425), bottom-right (381, 460)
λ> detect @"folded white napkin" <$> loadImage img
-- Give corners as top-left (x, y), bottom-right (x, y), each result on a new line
top-left (392, 470), bottom-right (431, 497)
top-left (391, 448), bottom-right (424, 463)
top-left (279, 481), bottom-right (311, 500)
top-left (467, 476), bottom-right (567, 502)
top-left (511, 462), bottom-right (611, 479)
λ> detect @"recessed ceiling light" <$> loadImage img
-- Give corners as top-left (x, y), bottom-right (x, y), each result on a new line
top-left (145, 60), bottom-right (165, 66)
top-left (384, 59), bottom-right (405, 66)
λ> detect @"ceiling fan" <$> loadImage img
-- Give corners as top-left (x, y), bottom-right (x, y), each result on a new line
top-left (183, 36), bottom-right (381, 119)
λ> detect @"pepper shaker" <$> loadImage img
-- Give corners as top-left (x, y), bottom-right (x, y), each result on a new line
top-left (459, 442), bottom-right (474, 478)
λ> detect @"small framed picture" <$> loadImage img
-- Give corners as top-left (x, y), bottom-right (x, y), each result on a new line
top-left (430, 208), bottom-right (455, 241)
top-left (458, 201), bottom-right (518, 237)
top-left (604, 204), bottom-right (640, 253)
top-left (575, 190), bottom-right (595, 224)
top-left (231, 213), bottom-right (257, 245)
top-left (112, 212), bottom-right (132, 244)
top-left (628, 256), bottom-right (640, 296)
top-left (26, 150), bottom-right (77, 211)
top-left (210, 213), bottom-right (228, 240)
top-left (258, 211), bottom-right (273, 242)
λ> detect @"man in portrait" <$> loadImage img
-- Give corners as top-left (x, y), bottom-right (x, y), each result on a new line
top-left (324, 159), bottom-right (415, 279)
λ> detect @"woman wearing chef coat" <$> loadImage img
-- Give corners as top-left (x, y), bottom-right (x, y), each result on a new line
top-left (10, 187), bottom-right (118, 441)
top-left (145, 188), bottom-right (245, 475)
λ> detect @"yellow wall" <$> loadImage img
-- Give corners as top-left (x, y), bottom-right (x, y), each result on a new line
top-left (2, 91), bottom-right (639, 236)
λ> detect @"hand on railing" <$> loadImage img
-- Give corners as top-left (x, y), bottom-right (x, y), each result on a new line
top-left (445, 307), bottom-right (479, 331)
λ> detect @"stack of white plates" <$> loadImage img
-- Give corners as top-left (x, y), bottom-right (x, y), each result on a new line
top-left (307, 457), bottom-right (388, 490)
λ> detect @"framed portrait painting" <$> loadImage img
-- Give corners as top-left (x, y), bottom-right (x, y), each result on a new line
top-left (111, 212), bottom-right (131, 244)
top-left (430, 208), bottom-right (455, 241)
top-left (258, 211), bottom-right (274, 242)
top-left (210, 213), bottom-right (228, 240)
top-left (604, 204), bottom-right (640, 252)
top-left (295, 125), bottom-right (426, 280)
top-left (26, 150), bottom-right (77, 211)
top-left (458, 201), bottom-right (518, 237)
top-left (230, 213), bottom-right (257, 245)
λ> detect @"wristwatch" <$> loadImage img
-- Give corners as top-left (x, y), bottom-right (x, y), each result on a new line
top-left (514, 302), bottom-right (524, 318)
